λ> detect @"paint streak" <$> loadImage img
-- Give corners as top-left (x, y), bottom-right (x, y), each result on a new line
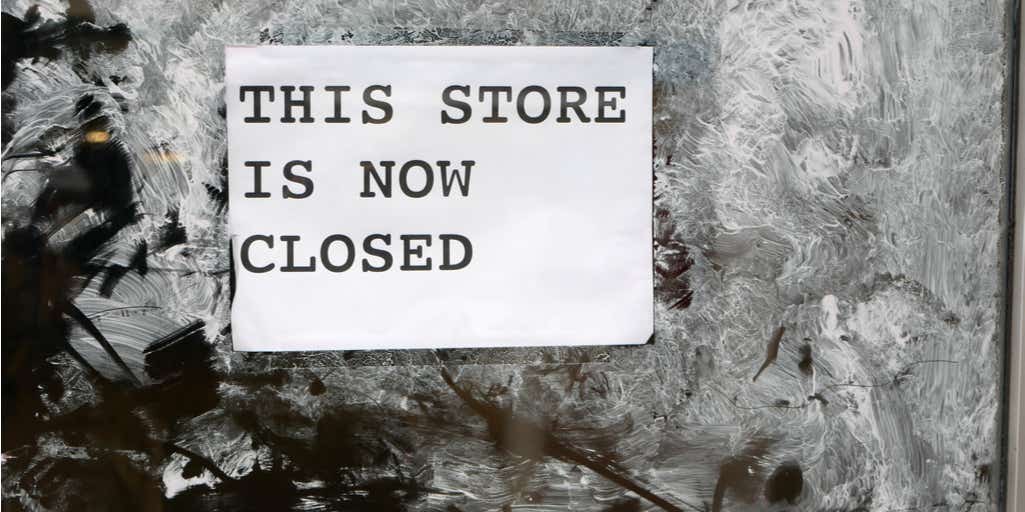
top-left (751, 326), bottom-right (785, 382)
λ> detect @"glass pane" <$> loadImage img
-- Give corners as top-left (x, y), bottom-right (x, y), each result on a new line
top-left (1, 1), bottom-right (1016, 510)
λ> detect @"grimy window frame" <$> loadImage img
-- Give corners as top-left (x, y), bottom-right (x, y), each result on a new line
top-left (1006, 0), bottom-right (1024, 508)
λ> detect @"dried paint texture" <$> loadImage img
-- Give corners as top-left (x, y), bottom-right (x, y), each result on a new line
top-left (0, 0), bottom-right (1012, 511)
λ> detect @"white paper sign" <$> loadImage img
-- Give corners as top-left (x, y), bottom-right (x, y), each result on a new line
top-left (226, 46), bottom-right (653, 351)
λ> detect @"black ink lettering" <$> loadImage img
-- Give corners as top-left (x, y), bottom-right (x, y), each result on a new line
top-left (240, 235), bottom-right (274, 273)
top-left (244, 161), bottom-right (272, 198)
top-left (438, 160), bottom-right (474, 197)
top-left (280, 235), bottom-right (316, 272)
top-left (400, 234), bottom-right (432, 270)
top-left (280, 85), bottom-right (314, 123)
top-left (595, 86), bottom-right (626, 123)
top-left (440, 234), bottom-right (472, 270)
top-left (557, 86), bottom-right (591, 123)
top-left (479, 86), bottom-right (512, 123)
top-left (516, 85), bottom-right (551, 124)
top-left (239, 85), bottom-right (274, 123)
top-left (321, 234), bottom-right (355, 272)
top-left (399, 160), bottom-right (433, 198)
top-left (324, 85), bottom-right (352, 123)
top-left (282, 160), bottom-right (313, 199)
top-left (441, 85), bottom-right (472, 124)
top-left (360, 161), bottom-right (393, 198)
top-left (362, 85), bottom-right (393, 124)
top-left (362, 234), bottom-right (393, 272)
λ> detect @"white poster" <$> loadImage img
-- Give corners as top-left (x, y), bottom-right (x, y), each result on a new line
top-left (226, 45), bottom-right (653, 351)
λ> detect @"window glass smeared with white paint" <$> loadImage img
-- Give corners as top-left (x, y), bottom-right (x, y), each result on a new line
top-left (226, 46), bottom-right (654, 351)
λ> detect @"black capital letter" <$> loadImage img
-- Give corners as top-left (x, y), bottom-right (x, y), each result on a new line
top-left (362, 85), bottom-right (393, 124)
top-left (479, 86), bottom-right (512, 123)
top-left (324, 85), bottom-right (351, 123)
top-left (282, 160), bottom-right (314, 199)
top-left (400, 235), bottom-right (432, 271)
top-left (516, 85), bottom-right (551, 124)
top-left (557, 86), bottom-right (591, 123)
top-left (280, 85), bottom-right (314, 123)
top-left (280, 235), bottom-right (316, 272)
top-left (240, 235), bottom-right (274, 273)
top-left (440, 234), bottom-right (472, 270)
top-left (321, 235), bottom-right (355, 272)
top-left (399, 160), bottom-right (434, 198)
top-left (244, 161), bottom-right (272, 198)
top-left (595, 86), bottom-right (626, 123)
top-left (362, 234), bottom-right (393, 272)
top-left (239, 86), bottom-right (274, 123)
top-left (360, 161), bottom-right (393, 198)
top-left (441, 85), bottom-right (471, 124)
